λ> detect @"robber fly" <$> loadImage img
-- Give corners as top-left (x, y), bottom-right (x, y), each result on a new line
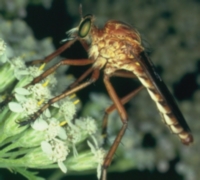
top-left (7, 12), bottom-right (193, 180)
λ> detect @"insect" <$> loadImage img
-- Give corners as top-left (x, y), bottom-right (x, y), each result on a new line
top-left (12, 12), bottom-right (193, 180)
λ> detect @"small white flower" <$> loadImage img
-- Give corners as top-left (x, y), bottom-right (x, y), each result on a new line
top-left (59, 99), bottom-right (76, 121)
top-left (65, 122), bottom-right (82, 157)
top-left (87, 136), bottom-right (106, 179)
top-left (51, 139), bottom-right (70, 161)
top-left (76, 117), bottom-right (98, 135)
top-left (11, 57), bottom-right (29, 79)
top-left (84, 117), bottom-right (98, 135)
top-left (66, 126), bottom-right (81, 144)
top-left (27, 83), bottom-right (52, 101)
top-left (41, 139), bottom-right (69, 173)
top-left (28, 66), bottom-right (43, 78)
top-left (44, 74), bottom-right (57, 87)
top-left (31, 115), bottom-right (67, 141)
top-left (45, 118), bottom-right (67, 141)
top-left (10, 57), bottom-right (26, 69)
top-left (21, 98), bottom-right (39, 115)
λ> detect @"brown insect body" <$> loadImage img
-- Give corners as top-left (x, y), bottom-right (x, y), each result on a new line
top-left (90, 20), bottom-right (144, 74)
top-left (88, 19), bottom-right (193, 145)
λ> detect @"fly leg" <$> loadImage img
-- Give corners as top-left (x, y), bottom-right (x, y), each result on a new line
top-left (19, 69), bottom-right (100, 125)
top-left (102, 86), bottom-right (143, 143)
top-left (101, 74), bottom-right (137, 180)
top-left (0, 58), bottom-right (93, 107)
top-left (24, 59), bottom-right (94, 88)
top-left (0, 39), bottom-right (79, 106)
top-left (28, 37), bottom-right (89, 66)
top-left (26, 38), bottom-right (77, 65)
top-left (23, 37), bottom-right (94, 89)
top-left (101, 70), bottom-right (143, 143)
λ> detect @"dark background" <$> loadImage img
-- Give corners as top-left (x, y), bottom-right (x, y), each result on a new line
top-left (0, 0), bottom-right (199, 180)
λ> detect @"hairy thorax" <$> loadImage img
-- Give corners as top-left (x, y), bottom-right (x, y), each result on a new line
top-left (88, 20), bottom-right (144, 75)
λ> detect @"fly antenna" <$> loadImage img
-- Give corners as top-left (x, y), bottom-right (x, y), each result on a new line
top-left (79, 4), bottom-right (83, 19)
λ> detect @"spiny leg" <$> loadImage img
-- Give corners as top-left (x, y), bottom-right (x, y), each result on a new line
top-left (67, 67), bottom-right (94, 90)
top-left (102, 86), bottom-right (143, 142)
top-left (29, 39), bottom-right (92, 90)
top-left (27, 39), bottom-right (77, 65)
top-left (67, 70), bottom-right (138, 127)
top-left (101, 70), bottom-right (142, 141)
top-left (20, 69), bottom-right (100, 125)
top-left (24, 59), bottom-right (94, 88)
top-left (26, 37), bottom-right (91, 88)
top-left (0, 40), bottom-right (78, 106)
top-left (0, 59), bottom-right (94, 108)
top-left (1, 38), bottom-right (90, 106)
top-left (28, 38), bottom-right (90, 66)
top-left (101, 74), bottom-right (129, 180)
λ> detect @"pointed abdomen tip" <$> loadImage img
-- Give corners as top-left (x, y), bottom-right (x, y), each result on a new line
top-left (181, 134), bottom-right (194, 145)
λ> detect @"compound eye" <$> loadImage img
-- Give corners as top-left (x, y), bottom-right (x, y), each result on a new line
top-left (78, 16), bottom-right (92, 38)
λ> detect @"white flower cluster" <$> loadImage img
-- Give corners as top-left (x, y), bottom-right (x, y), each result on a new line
top-left (0, 38), bottom-right (105, 179)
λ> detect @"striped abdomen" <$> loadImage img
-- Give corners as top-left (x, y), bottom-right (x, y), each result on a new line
top-left (130, 52), bottom-right (193, 145)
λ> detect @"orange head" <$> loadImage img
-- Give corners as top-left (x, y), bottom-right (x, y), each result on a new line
top-left (66, 14), bottom-right (95, 44)
top-left (67, 14), bottom-right (144, 73)
top-left (67, 14), bottom-right (143, 52)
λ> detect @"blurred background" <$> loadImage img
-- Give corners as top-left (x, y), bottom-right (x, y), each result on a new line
top-left (0, 0), bottom-right (200, 180)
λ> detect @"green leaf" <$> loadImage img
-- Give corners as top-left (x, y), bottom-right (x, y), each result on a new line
top-left (14, 167), bottom-right (45, 180)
